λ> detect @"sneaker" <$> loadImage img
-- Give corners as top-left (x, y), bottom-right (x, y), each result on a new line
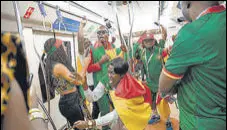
top-left (148, 115), bottom-right (161, 124)
top-left (166, 121), bottom-right (173, 130)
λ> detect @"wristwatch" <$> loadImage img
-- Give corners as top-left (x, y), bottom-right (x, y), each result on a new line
top-left (87, 120), bottom-right (93, 128)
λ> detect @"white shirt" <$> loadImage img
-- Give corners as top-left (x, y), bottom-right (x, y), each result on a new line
top-left (84, 82), bottom-right (119, 127)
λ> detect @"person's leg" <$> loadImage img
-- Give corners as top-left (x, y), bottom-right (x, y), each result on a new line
top-left (151, 92), bottom-right (158, 116)
top-left (148, 91), bottom-right (160, 124)
top-left (164, 95), bottom-right (176, 130)
top-left (97, 94), bottom-right (111, 130)
top-left (59, 92), bottom-right (84, 130)
top-left (92, 102), bottom-right (100, 119)
top-left (89, 85), bottom-right (100, 119)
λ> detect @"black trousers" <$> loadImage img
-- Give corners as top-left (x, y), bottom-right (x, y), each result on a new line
top-left (59, 91), bottom-right (84, 130)
top-left (151, 91), bottom-right (157, 111)
top-left (89, 85), bottom-right (100, 119)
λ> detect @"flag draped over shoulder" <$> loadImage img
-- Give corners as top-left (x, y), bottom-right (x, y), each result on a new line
top-left (110, 73), bottom-right (151, 130)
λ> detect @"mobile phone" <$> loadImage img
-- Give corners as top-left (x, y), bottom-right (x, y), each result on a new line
top-left (154, 22), bottom-right (160, 26)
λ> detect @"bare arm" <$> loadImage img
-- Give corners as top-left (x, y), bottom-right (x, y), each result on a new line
top-left (159, 71), bottom-right (177, 97)
top-left (160, 25), bottom-right (167, 41)
top-left (53, 63), bottom-right (83, 85)
top-left (29, 85), bottom-right (48, 130)
top-left (78, 17), bottom-right (87, 55)
top-left (3, 80), bottom-right (47, 130)
top-left (3, 80), bottom-right (33, 130)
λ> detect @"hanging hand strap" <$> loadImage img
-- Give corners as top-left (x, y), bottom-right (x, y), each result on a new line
top-left (38, 1), bottom-right (47, 17)
top-left (56, 6), bottom-right (66, 31)
top-left (38, 1), bottom-right (52, 30)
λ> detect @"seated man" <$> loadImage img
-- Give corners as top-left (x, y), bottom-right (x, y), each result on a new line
top-left (73, 57), bottom-right (152, 130)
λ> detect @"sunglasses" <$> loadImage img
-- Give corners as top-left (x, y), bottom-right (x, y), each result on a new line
top-left (143, 39), bottom-right (155, 43)
top-left (97, 30), bottom-right (108, 35)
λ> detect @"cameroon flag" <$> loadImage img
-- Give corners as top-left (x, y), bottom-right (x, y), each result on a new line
top-left (110, 73), bottom-right (152, 130)
top-left (156, 95), bottom-right (171, 121)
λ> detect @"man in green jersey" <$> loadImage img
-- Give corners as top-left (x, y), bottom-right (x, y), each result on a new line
top-left (134, 33), bottom-right (173, 130)
top-left (159, 1), bottom-right (226, 130)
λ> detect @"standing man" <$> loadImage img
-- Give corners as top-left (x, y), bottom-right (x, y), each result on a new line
top-left (138, 33), bottom-right (172, 130)
top-left (87, 25), bottom-right (125, 130)
top-left (159, 1), bottom-right (226, 130)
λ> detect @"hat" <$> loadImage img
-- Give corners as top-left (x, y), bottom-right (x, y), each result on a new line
top-left (137, 33), bottom-right (154, 44)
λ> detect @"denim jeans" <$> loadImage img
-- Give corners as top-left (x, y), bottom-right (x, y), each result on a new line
top-left (59, 91), bottom-right (84, 130)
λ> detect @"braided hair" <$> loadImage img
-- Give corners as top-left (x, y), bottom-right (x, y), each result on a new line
top-left (39, 38), bottom-right (75, 102)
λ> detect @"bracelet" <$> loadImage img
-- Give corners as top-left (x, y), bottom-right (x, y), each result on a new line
top-left (29, 111), bottom-right (45, 121)
top-left (29, 108), bottom-right (45, 121)
top-left (29, 108), bottom-right (41, 114)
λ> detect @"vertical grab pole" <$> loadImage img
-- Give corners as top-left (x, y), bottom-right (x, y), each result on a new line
top-left (12, 1), bottom-right (26, 53)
